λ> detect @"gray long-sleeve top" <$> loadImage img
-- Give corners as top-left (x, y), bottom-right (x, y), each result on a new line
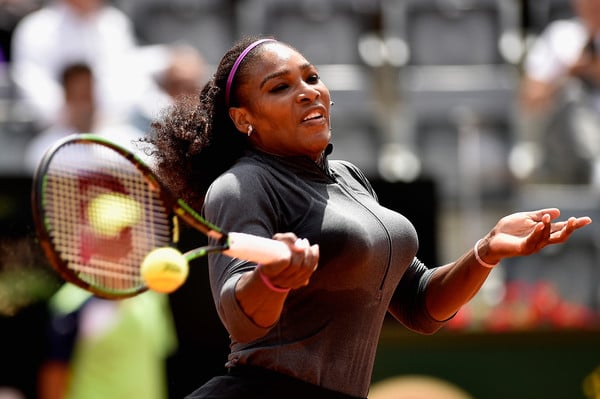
top-left (202, 147), bottom-right (447, 398)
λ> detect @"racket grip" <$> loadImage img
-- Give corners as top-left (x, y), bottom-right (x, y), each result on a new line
top-left (225, 232), bottom-right (292, 264)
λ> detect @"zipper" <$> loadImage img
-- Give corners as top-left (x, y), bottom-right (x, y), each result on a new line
top-left (327, 172), bottom-right (393, 302)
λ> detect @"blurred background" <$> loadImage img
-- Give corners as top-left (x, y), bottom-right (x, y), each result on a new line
top-left (1, 0), bottom-right (600, 398)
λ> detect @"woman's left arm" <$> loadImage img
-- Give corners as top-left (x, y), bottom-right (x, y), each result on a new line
top-left (425, 208), bottom-right (592, 321)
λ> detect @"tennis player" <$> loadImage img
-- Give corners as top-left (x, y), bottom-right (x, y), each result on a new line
top-left (148, 35), bottom-right (592, 399)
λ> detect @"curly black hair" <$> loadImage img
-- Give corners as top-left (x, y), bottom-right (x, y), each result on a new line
top-left (149, 34), bottom-right (277, 209)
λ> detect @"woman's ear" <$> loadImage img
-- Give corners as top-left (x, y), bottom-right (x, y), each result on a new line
top-left (228, 107), bottom-right (251, 135)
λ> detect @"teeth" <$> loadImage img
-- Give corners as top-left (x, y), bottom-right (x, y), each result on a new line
top-left (303, 111), bottom-right (322, 121)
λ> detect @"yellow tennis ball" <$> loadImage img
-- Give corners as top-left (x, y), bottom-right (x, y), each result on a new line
top-left (141, 247), bottom-right (189, 293)
top-left (87, 193), bottom-right (142, 237)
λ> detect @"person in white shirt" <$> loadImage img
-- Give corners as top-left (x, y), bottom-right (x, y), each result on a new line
top-left (512, 0), bottom-right (600, 184)
top-left (10, 0), bottom-right (143, 128)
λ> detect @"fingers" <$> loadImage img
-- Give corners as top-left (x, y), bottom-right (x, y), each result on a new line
top-left (288, 238), bottom-right (319, 286)
top-left (531, 208), bottom-right (560, 221)
top-left (574, 215), bottom-right (593, 226)
top-left (527, 213), bottom-right (592, 251)
top-left (530, 209), bottom-right (592, 228)
top-left (294, 238), bottom-right (319, 271)
top-left (548, 216), bottom-right (592, 243)
top-left (525, 211), bottom-right (552, 248)
top-left (271, 233), bottom-right (319, 268)
top-left (272, 232), bottom-right (300, 245)
top-left (267, 233), bottom-right (319, 289)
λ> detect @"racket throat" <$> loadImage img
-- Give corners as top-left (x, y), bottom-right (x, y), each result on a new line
top-left (183, 235), bottom-right (230, 262)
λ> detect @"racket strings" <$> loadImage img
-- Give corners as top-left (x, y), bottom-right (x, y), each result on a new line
top-left (42, 142), bottom-right (172, 294)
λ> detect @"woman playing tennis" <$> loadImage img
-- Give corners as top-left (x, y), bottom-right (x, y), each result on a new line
top-left (149, 35), bottom-right (592, 399)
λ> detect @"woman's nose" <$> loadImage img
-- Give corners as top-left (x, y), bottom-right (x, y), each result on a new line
top-left (296, 85), bottom-right (320, 102)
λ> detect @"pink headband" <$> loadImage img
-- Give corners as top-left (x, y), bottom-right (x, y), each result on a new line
top-left (225, 38), bottom-right (276, 106)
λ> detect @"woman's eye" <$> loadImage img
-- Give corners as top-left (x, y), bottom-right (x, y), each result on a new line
top-left (270, 84), bottom-right (288, 92)
top-left (307, 74), bottom-right (320, 83)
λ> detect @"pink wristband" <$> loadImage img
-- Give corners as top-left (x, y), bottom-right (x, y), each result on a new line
top-left (256, 264), bottom-right (290, 293)
top-left (474, 239), bottom-right (498, 268)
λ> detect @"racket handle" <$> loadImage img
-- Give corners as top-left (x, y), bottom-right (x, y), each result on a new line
top-left (225, 232), bottom-right (291, 264)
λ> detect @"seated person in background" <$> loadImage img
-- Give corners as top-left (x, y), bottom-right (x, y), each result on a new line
top-left (98, 43), bottom-right (208, 165)
top-left (158, 44), bottom-right (207, 102)
top-left (24, 44), bottom-right (208, 173)
top-left (24, 62), bottom-right (96, 172)
top-left (128, 43), bottom-right (208, 135)
top-left (513, 0), bottom-right (600, 184)
top-left (10, 0), bottom-right (140, 128)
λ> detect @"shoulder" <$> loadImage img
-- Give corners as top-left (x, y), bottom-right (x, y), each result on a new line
top-left (205, 158), bottom-right (273, 204)
top-left (202, 157), bottom-right (283, 233)
top-left (216, 156), bottom-right (273, 184)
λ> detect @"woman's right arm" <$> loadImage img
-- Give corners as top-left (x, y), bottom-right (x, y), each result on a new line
top-left (233, 233), bottom-right (318, 328)
top-left (203, 171), bottom-right (318, 342)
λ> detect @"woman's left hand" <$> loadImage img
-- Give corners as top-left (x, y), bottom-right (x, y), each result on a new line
top-left (480, 208), bottom-right (592, 264)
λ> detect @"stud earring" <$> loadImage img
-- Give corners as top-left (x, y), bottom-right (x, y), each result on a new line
top-left (247, 125), bottom-right (253, 137)
top-left (330, 101), bottom-right (335, 106)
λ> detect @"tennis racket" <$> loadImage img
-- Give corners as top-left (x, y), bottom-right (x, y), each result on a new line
top-left (31, 133), bottom-right (291, 299)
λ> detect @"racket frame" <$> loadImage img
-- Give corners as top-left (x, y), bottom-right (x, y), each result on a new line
top-left (31, 134), bottom-right (233, 298)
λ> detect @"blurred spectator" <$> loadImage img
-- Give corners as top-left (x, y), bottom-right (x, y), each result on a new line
top-left (38, 283), bottom-right (177, 399)
top-left (23, 43), bottom-right (208, 173)
top-left (9, 0), bottom-right (147, 128)
top-left (512, 0), bottom-right (600, 185)
top-left (157, 44), bottom-right (207, 102)
top-left (24, 62), bottom-right (96, 172)
top-left (95, 42), bottom-right (208, 165)
top-left (127, 43), bottom-right (208, 135)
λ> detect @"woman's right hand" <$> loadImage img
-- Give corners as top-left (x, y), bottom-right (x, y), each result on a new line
top-left (257, 232), bottom-right (319, 290)
top-left (233, 232), bottom-right (319, 331)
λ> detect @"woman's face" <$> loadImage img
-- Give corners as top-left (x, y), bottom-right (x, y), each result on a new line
top-left (230, 42), bottom-right (332, 161)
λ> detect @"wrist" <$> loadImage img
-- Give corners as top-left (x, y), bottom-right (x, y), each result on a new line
top-left (256, 264), bottom-right (291, 294)
top-left (473, 239), bottom-right (499, 269)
